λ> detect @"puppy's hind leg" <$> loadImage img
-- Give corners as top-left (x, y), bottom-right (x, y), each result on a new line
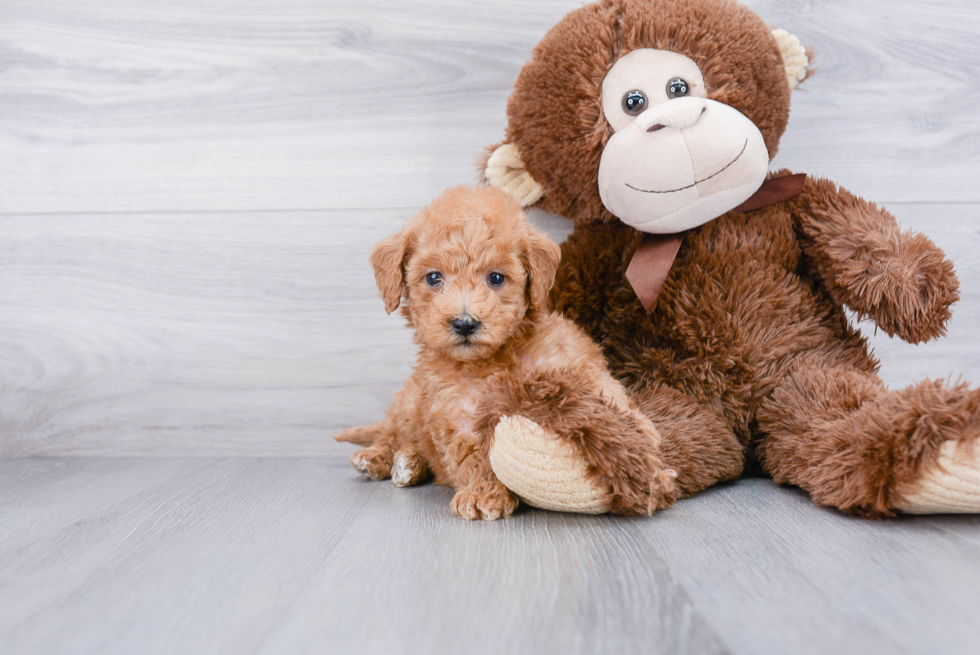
top-left (346, 420), bottom-right (399, 481)
top-left (351, 443), bottom-right (395, 481)
top-left (343, 380), bottom-right (421, 482)
top-left (391, 444), bottom-right (430, 487)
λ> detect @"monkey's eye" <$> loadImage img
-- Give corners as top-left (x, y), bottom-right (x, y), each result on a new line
top-left (487, 272), bottom-right (505, 287)
top-left (666, 78), bottom-right (690, 98)
top-left (621, 90), bottom-right (647, 116)
top-left (425, 272), bottom-right (443, 287)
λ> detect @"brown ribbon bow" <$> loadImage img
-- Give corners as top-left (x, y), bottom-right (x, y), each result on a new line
top-left (625, 173), bottom-right (807, 313)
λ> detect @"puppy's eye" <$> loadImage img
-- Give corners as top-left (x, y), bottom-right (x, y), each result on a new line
top-left (487, 272), bottom-right (505, 287)
top-left (425, 272), bottom-right (443, 287)
top-left (621, 90), bottom-right (647, 116)
top-left (666, 78), bottom-right (689, 98)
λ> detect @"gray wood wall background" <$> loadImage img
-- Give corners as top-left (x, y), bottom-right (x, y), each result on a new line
top-left (2, 0), bottom-right (979, 456)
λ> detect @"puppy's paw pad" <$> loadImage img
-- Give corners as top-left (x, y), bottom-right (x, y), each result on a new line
top-left (391, 457), bottom-right (413, 486)
top-left (391, 454), bottom-right (426, 487)
top-left (351, 453), bottom-right (373, 479)
top-left (350, 447), bottom-right (392, 481)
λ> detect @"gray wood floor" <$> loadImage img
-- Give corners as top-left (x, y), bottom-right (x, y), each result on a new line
top-left (3, 455), bottom-right (980, 655)
top-left (2, 0), bottom-right (980, 653)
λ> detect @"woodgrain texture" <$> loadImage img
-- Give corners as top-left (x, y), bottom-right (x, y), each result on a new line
top-left (2, 456), bottom-right (979, 655)
top-left (1, 204), bottom-right (976, 455)
top-left (1, 0), bottom-right (979, 215)
top-left (1, 2), bottom-right (979, 653)
top-left (0, 0), bottom-right (978, 455)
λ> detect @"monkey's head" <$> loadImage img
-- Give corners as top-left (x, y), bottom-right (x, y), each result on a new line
top-left (484, 0), bottom-right (811, 233)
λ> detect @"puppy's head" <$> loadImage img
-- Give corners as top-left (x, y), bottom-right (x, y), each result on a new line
top-left (371, 186), bottom-right (561, 362)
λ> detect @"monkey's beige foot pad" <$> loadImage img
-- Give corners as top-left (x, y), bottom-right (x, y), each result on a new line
top-left (488, 415), bottom-right (611, 514)
top-left (897, 440), bottom-right (980, 514)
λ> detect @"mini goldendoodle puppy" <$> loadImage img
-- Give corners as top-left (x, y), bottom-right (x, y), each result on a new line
top-left (335, 186), bottom-right (678, 520)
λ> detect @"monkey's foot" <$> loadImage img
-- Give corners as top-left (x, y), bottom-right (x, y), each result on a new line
top-left (488, 416), bottom-right (611, 514)
top-left (896, 440), bottom-right (980, 514)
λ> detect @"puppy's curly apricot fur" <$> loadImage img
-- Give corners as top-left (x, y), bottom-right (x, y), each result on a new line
top-left (336, 186), bottom-right (678, 519)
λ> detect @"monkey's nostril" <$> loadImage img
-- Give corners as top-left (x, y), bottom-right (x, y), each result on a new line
top-left (647, 124), bottom-right (665, 133)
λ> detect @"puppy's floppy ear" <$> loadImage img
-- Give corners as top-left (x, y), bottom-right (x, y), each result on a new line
top-left (524, 227), bottom-right (561, 312)
top-left (370, 229), bottom-right (410, 314)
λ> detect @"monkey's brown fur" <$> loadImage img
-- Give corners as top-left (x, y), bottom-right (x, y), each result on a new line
top-left (335, 186), bottom-right (678, 519)
top-left (488, 0), bottom-right (977, 517)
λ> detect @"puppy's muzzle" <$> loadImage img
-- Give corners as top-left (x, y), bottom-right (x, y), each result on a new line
top-left (450, 316), bottom-right (481, 338)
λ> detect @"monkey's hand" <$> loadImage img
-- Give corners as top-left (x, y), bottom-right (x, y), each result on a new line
top-left (794, 177), bottom-right (959, 344)
top-left (475, 368), bottom-right (679, 516)
top-left (550, 221), bottom-right (639, 338)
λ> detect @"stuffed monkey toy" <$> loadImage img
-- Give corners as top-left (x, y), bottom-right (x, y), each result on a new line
top-left (480, 0), bottom-right (980, 517)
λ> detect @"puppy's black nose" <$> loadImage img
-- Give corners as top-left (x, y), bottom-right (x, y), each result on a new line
top-left (451, 317), bottom-right (480, 337)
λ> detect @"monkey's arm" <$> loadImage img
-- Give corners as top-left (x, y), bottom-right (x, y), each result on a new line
top-left (549, 221), bottom-right (637, 339)
top-left (792, 176), bottom-right (959, 344)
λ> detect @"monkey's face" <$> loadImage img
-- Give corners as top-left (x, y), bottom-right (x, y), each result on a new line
top-left (488, 0), bottom-right (808, 230)
top-left (597, 49), bottom-right (770, 234)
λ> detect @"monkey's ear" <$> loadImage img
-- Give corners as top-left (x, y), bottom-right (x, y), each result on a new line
top-left (524, 227), bottom-right (562, 312)
top-left (369, 229), bottom-right (410, 314)
top-left (772, 29), bottom-right (810, 89)
top-left (484, 143), bottom-right (545, 208)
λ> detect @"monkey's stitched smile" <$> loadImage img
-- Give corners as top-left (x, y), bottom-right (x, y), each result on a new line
top-left (625, 139), bottom-right (748, 194)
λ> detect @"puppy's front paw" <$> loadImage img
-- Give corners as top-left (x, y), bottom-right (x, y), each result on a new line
top-left (351, 445), bottom-right (393, 481)
top-left (611, 463), bottom-right (680, 516)
top-left (451, 483), bottom-right (518, 521)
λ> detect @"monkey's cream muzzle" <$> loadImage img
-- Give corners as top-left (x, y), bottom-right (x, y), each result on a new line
top-left (596, 50), bottom-right (770, 234)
